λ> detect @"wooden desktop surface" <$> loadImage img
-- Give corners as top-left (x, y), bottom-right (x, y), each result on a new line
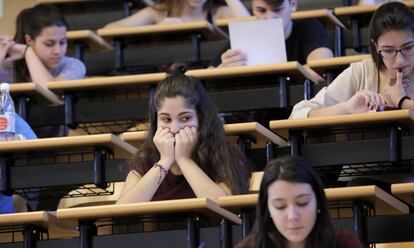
top-left (334, 1), bottom-right (414, 16)
top-left (55, 198), bottom-right (241, 227)
top-left (0, 133), bottom-right (137, 155)
top-left (218, 185), bottom-right (409, 214)
top-left (391, 182), bottom-right (414, 204)
top-left (67, 30), bottom-right (113, 51)
top-left (307, 54), bottom-right (371, 70)
top-left (97, 21), bottom-right (227, 40)
top-left (119, 122), bottom-right (287, 147)
top-left (47, 72), bottom-right (167, 93)
top-left (269, 109), bottom-right (414, 139)
top-left (37, 0), bottom-right (94, 3)
top-left (0, 211), bottom-right (49, 228)
top-left (216, 9), bottom-right (345, 29)
top-left (186, 61), bottom-right (320, 83)
top-left (47, 62), bottom-right (319, 94)
top-left (11, 82), bottom-right (62, 105)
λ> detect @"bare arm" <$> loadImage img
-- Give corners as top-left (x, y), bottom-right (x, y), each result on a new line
top-left (104, 7), bottom-right (161, 28)
top-left (215, 0), bottom-right (251, 19)
top-left (309, 90), bottom-right (386, 117)
top-left (24, 46), bottom-right (55, 87)
top-left (306, 47), bottom-right (333, 62)
top-left (116, 160), bottom-right (172, 204)
top-left (177, 158), bottom-right (229, 201)
top-left (175, 127), bottom-right (229, 202)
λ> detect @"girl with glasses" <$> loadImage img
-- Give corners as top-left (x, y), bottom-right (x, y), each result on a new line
top-left (290, 1), bottom-right (414, 118)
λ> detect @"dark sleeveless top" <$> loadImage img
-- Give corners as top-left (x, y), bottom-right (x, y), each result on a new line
top-left (152, 172), bottom-right (196, 201)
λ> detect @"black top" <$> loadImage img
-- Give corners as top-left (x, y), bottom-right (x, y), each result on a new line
top-left (211, 18), bottom-right (330, 66)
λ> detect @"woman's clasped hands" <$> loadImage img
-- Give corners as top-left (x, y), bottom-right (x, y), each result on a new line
top-left (153, 126), bottom-right (198, 169)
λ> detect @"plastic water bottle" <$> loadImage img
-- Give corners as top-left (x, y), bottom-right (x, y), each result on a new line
top-left (0, 83), bottom-right (23, 141)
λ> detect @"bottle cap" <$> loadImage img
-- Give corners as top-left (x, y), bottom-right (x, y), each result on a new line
top-left (0, 83), bottom-right (10, 91)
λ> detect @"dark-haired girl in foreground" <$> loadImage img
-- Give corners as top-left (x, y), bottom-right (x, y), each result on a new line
top-left (237, 156), bottom-right (363, 248)
top-left (117, 65), bottom-right (251, 203)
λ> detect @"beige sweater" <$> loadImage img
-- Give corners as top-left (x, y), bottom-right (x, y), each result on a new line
top-left (290, 58), bottom-right (379, 119)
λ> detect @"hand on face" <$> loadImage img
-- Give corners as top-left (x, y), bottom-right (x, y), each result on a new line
top-left (345, 90), bottom-right (386, 113)
top-left (174, 126), bottom-right (198, 162)
top-left (153, 127), bottom-right (175, 167)
top-left (218, 49), bottom-right (247, 68)
top-left (383, 71), bottom-right (407, 107)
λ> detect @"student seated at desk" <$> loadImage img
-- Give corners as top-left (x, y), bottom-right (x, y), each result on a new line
top-left (237, 156), bottom-right (363, 248)
top-left (212, 0), bottom-right (333, 67)
top-left (290, 1), bottom-right (414, 118)
top-left (117, 64), bottom-right (251, 204)
top-left (0, 4), bottom-right (85, 88)
top-left (104, 0), bottom-right (250, 28)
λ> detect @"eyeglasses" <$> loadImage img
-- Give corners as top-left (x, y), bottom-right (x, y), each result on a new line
top-left (378, 44), bottom-right (414, 59)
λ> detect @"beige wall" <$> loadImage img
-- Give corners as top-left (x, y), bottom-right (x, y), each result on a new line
top-left (0, 0), bottom-right (37, 36)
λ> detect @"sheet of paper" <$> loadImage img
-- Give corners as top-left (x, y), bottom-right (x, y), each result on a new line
top-left (229, 18), bottom-right (287, 65)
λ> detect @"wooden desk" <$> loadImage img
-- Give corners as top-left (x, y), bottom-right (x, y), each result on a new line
top-left (97, 21), bottom-right (227, 69)
top-left (97, 21), bottom-right (227, 40)
top-left (55, 198), bottom-right (241, 248)
top-left (307, 54), bottom-right (371, 70)
top-left (37, 0), bottom-right (95, 3)
top-left (334, 1), bottom-right (414, 16)
top-left (67, 30), bottom-right (113, 60)
top-left (10, 82), bottom-right (61, 120)
top-left (216, 9), bottom-right (345, 29)
top-left (0, 211), bottom-right (49, 247)
top-left (119, 122), bottom-right (287, 147)
top-left (11, 83), bottom-right (61, 105)
top-left (0, 133), bottom-right (136, 155)
top-left (391, 182), bottom-right (414, 205)
top-left (186, 61), bottom-right (318, 83)
top-left (269, 110), bottom-right (414, 168)
top-left (47, 72), bottom-right (167, 93)
top-left (0, 134), bottom-right (137, 196)
top-left (269, 109), bottom-right (414, 140)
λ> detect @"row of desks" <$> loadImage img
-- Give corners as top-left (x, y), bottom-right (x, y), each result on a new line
top-left (15, 53), bottom-right (371, 103)
top-left (1, 183), bottom-right (413, 247)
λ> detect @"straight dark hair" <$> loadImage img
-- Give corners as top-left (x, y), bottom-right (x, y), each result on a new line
top-left (369, 1), bottom-right (414, 70)
top-left (131, 64), bottom-right (250, 195)
top-left (13, 4), bottom-right (67, 83)
top-left (245, 156), bottom-right (335, 248)
top-left (262, 0), bottom-right (289, 8)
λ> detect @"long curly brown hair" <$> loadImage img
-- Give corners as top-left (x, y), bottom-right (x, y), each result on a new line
top-left (153, 0), bottom-right (226, 17)
top-left (130, 64), bottom-right (251, 195)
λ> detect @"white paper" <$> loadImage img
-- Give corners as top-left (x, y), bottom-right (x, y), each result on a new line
top-left (229, 18), bottom-right (287, 65)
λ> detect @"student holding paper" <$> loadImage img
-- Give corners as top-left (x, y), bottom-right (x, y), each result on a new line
top-left (290, 2), bottom-right (414, 118)
top-left (212, 0), bottom-right (333, 67)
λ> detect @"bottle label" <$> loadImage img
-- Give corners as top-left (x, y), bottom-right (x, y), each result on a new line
top-left (0, 112), bottom-right (16, 133)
